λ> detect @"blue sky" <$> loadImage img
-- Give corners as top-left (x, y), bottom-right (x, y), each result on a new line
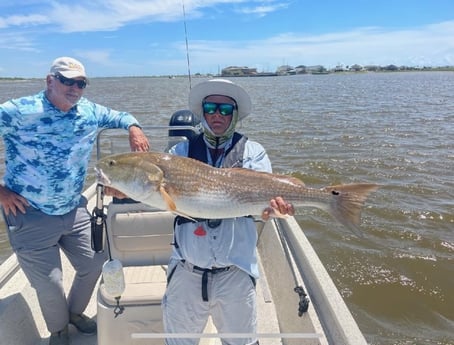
top-left (1, 0), bottom-right (454, 77)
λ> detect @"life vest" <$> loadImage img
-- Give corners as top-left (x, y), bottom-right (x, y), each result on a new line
top-left (187, 132), bottom-right (248, 168)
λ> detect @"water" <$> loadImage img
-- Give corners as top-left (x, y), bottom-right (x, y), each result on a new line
top-left (1, 72), bottom-right (453, 345)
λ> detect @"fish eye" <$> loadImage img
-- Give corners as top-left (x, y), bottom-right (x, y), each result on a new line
top-left (108, 159), bottom-right (116, 167)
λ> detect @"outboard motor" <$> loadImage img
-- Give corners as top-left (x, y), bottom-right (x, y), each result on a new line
top-left (168, 109), bottom-right (200, 140)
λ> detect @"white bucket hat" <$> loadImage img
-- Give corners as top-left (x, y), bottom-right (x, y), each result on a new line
top-left (189, 79), bottom-right (252, 120)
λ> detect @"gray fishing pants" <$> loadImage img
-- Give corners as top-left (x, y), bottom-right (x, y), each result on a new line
top-left (162, 260), bottom-right (258, 345)
top-left (3, 197), bottom-right (106, 333)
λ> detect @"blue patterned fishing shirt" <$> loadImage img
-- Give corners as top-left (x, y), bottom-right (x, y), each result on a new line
top-left (0, 91), bottom-right (141, 215)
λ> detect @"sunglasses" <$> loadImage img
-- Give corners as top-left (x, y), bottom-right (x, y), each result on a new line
top-left (202, 102), bottom-right (236, 116)
top-left (53, 74), bottom-right (87, 89)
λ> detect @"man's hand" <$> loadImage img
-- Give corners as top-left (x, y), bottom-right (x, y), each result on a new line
top-left (261, 196), bottom-right (295, 221)
top-left (129, 125), bottom-right (150, 152)
top-left (0, 185), bottom-right (29, 216)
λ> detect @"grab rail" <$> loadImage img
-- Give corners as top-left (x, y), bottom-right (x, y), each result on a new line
top-left (95, 125), bottom-right (201, 159)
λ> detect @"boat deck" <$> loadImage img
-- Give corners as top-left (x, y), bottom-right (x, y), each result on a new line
top-left (0, 229), bottom-right (311, 345)
top-left (57, 253), bottom-right (284, 345)
top-left (21, 255), bottom-right (280, 345)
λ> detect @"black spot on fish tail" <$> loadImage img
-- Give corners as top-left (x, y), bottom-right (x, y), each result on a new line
top-left (324, 183), bottom-right (379, 236)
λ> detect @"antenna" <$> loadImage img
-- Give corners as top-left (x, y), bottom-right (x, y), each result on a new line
top-left (182, 0), bottom-right (192, 89)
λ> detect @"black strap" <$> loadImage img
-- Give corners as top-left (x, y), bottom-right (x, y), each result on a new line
top-left (166, 264), bottom-right (178, 285)
top-left (201, 271), bottom-right (209, 301)
top-left (174, 216), bottom-right (222, 227)
top-left (192, 265), bottom-right (230, 301)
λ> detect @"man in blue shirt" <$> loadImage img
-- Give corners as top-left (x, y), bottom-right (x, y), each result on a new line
top-left (0, 57), bottom-right (149, 345)
top-left (163, 79), bottom-right (293, 345)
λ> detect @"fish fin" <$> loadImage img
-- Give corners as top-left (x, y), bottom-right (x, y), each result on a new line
top-left (159, 186), bottom-right (178, 212)
top-left (159, 186), bottom-right (197, 222)
top-left (275, 175), bottom-right (306, 186)
top-left (322, 183), bottom-right (379, 236)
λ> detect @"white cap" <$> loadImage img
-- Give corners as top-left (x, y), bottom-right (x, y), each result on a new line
top-left (50, 57), bottom-right (87, 79)
top-left (189, 79), bottom-right (252, 120)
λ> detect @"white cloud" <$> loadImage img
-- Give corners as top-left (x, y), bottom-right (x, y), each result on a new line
top-left (0, 0), bottom-right (282, 33)
top-left (74, 50), bottom-right (114, 65)
top-left (183, 20), bottom-right (454, 72)
top-left (0, 14), bottom-right (49, 28)
top-left (239, 1), bottom-right (290, 17)
top-left (0, 32), bottom-right (39, 52)
top-left (41, 0), bottom-right (254, 32)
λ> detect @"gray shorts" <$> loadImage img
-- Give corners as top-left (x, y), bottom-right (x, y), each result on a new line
top-left (3, 197), bottom-right (105, 332)
top-left (162, 260), bottom-right (258, 345)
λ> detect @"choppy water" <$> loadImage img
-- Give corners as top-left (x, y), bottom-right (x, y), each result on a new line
top-left (1, 72), bottom-right (453, 345)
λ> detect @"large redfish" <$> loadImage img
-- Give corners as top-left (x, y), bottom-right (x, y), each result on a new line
top-left (95, 152), bottom-right (378, 232)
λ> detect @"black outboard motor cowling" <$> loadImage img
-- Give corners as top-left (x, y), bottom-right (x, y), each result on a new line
top-left (168, 109), bottom-right (200, 141)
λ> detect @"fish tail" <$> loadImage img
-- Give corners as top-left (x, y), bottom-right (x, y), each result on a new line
top-left (323, 183), bottom-right (379, 236)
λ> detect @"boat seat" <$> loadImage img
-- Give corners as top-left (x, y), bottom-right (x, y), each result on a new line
top-left (97, 202), bottom-right (175, 345)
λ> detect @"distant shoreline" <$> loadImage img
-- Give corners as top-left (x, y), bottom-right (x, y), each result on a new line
top-left (1, 68), bottom-right (454, 80)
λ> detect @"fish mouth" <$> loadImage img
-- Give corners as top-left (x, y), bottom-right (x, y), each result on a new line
top-left (94, 167), bottom-right (111, 186)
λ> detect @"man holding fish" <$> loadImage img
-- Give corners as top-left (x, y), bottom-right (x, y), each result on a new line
top-left (162, 79), bottom-right (294, 345)
top-left (94, 80), bottom-right (377, 344)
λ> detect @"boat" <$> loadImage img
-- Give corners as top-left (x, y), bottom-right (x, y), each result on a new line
top-left (0, 121), bottom-right (368, 345)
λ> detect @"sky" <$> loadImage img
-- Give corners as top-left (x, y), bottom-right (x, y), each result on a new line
top-left (1, 0), bottom-right (454, 78)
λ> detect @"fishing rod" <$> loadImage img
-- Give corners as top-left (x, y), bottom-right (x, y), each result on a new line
top-left (182, 0), bottom-right (192, 89)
